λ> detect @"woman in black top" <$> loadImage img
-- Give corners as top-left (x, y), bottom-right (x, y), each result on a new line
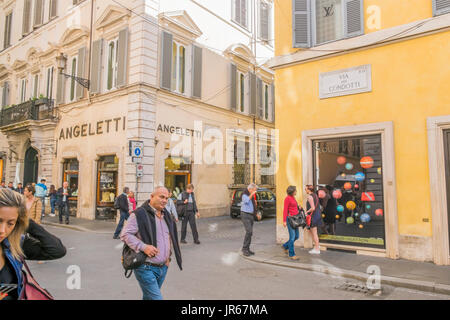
top-left (0, 188), bottom-right (66, 300)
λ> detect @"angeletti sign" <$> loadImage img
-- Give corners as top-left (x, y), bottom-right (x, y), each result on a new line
top-left (319, 64), bottom-right (372, 99)
top-left (59, 117), bottom-right (126, 140)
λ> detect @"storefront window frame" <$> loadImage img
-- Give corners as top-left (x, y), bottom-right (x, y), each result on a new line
top-left (96, 155), bottom-right (119, 208)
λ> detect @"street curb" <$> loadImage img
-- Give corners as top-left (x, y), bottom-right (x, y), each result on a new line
top-left (242, 254), bottom-right (450, 295)
top-left (42, 221), bottom-right (112, 234)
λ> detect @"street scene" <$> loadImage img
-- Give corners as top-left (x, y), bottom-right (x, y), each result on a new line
top-left (0, 0), bottom-right (450, 305)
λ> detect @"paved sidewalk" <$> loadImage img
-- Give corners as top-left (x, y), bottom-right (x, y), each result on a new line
top-left (243, 244), bottom-right (450, 295)
top-left (41, 214), bottom-right (116, 234)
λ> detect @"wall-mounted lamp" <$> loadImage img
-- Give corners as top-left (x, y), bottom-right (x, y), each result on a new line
top-left (56, 53), bottom-right (90, 89)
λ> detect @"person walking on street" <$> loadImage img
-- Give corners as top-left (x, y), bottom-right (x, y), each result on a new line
top-left (113, 187), bottom-right (130, 239)
top-left (282, 186), bottom-right (301, 260)
top-left (56, 182), bottom-right (71, 225)
top-left (241, 183), bottom-right (259, 257)
top-left (165, 190), bottom-right (178, 222)
top-left (128, 190), bottom-right (137, 213)
top-left (0, 181), bottom-right (5, 188)
top-left (15, 183), bottom-right (24, 195)
top-left (7, 182), bottom-right (14, 191)
top-left (177, 184), bottom-right (200, 244)
top-left (35, 179), bottom-right (47, 218)
top-left (48, 185), bottom-right (57, 217)
top-left (305, 185), bottom-right (322, 254)
top-left (0, 188), bottom-right (66, 300)
top-left (120, 186), bottom-right (182, 300)
top-left (23, 185), bottom-right (42, 225)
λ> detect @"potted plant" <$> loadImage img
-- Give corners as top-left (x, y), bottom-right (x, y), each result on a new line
top-left (35, 94), bottom-right (48, 105)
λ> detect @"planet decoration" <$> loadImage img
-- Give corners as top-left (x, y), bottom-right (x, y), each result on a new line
top-left (360, 156), bottom-right (374, 169)
top-left (332, 189), bottom-right (342, 199)
top-left (359, 224), bottom-right (364, 229)
top-left (337, 156), bottom-right (347, 165)
top-left (322, 214), bottom-right (325, 218)
top-left (346, 217), bottom-right (354, 224)
top-left (344, 182), bottom-right (352, 190)
top-left (345, 163), bottom-right (354, 170)
top-left (337, 205), bottom-right (345, 213)
top-left (370, 179), bottom-right (375, 183)
top-left (335, 215), bottom-right (340, 219)
top-left (377, 167), bottom-right (382, 175)
top-left (375, 209), bottom-right (384, 216)
top-left (346, 201), bottom-right (356, 210)
top-left (341, 173), bottom-right (347, 177)
top-left (355, 172), bottom-right (366, 181)
top-left (354, 212), bottom-right (359, 217)
top-left (354, 184), bottom-right (359, 189)
top-left (360, 213), bottom-right (371, 223)
top-left (366, 205), bottom-right (371, 209)
top-left (318, 190), bottom-right (326, 199)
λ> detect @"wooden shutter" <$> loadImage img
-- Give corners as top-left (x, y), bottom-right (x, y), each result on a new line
top-left (76, 47), bottom-right (86, 99)
top-left (260, 1), bottom-right (269, 40)
top-left (433, 0), bottom-right (450, 16)
top-left (249, 72), bottom-right (256, 116)
top-left (2, 82), bottom-right (9, 106)
top-left (292, 0), bottom-right (311, 48)
top-left (234, 0), bottom-right (241, 23)
top-left (90, 39), bottom-right (103, 94)
top-left (23, 0), bottom-right (31, 35)
top-left (117, 28), bottom-right (129, 88)
top-left (256, 78), bottom-right (263, 119)
top-left (344, 0), bottom-right (364, 38)
top-left (230, 63), bottom-right (237, 111)
top-left (160, 31), bottom-right (173, 91)
top-left (49, 0), bottom-right (58, 19)
top-left (271, 83), bottom-right (275, 123)
top-left (241, 0), bottom-right (247, 27)
top-left (73, 0), bottom-right (79, 5)
top-left (191, 45), bottom-right (202, 99)
top-left (56, 73), bottom-right (65, 105)
top-left (34, 0), bottom-right (44, 27)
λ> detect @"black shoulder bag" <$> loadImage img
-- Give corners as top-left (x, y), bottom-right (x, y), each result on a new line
top-left (287, 206), bottom-right (307, 229)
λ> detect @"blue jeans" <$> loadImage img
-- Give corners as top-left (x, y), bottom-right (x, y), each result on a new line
top-left (39, 197), bottom-right (46, 215)
top-left (113, 210), bottom-right (129, 238)
top-left (283, 221), bottom-right (299, 257)
top-left (50, 198), bottom-right (57, 214)
top-left (134, 264), bottom-right (168, 300)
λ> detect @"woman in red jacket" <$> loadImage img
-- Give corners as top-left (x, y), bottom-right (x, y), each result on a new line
top-left (282, 186), bottom-right (302, 260)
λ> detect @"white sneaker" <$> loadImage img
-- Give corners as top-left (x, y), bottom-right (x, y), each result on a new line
top-left (49, 214), bottom-right (56, 217)
top-left (309, 248), bottom-right (321, 254)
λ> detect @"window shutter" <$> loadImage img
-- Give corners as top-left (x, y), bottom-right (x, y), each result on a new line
top-left (56, 73), bottom-right (65, 105)
top-left (230, 63), bottom-right (237, 111)
top-left (76, 47), bottom-right (86, 100)
top-left (433, 0), bottom-right (450, 16)
top-left (23, 0), bottom-right (32, 35)
top-left (234, 0), bottom-right (241, 23)
top-left (256, 78), bottom-right (263, 119)
top-left (271, 83), bottom-right (275, 123)
top-left (34, 0), bottom-right (44, 27)
top-left (249, 72), bottom-right (257, 116)
top-left (191, 45), bottom-right (203, 99)
top-left (260, 1), bottom-right (269, 40)
top-left (73, 0), bottom-right (79, 5)
top-left (344, 0), bottom-right (364, 38)
top-left (292, 0), bottom-right (311, 48)
top-left (160, 31), bottom-right (173, 91)
top-left (2, 82), bottom-right (9, 107)
top-left (90, 39), bottom-right (103, 94)
top-left (116, 28), bottom-right (129, 88)
top-left (241, 0), bottom-right (247, 27)
top-left (49, 0), bottom-right (58, 19)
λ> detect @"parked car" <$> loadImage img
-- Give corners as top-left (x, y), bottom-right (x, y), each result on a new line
top-left (230, 188), bottom-right (276, 221)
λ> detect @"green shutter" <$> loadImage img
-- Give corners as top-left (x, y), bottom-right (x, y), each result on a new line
top-left (56, 73), bottom-right (65, 105)
top-left (292, 0), bottom-right (311, 48)
top-left (249, 72), bottom-right (256, 116)
top-left (90, 39), bottom-right (103, 94)
top-left (117, 28), bottom-right (129, 88)
top-left (34, 0), bottom-right (44, 27)
top-left (230, 63), bottom-right (237, 111)
top-left (23, 0), bottom-right (31, 35)
top-left (49, 0), bottom-right (58, 19)
top-left (76, 47), bottom-right (86, 100)
top-left (191, 45), bottom-right (202, 99)
top-left (160, 31), bottom-right (173, 91)
top-left (256, 78), bottom-right (263, 119)
top-left (271, 83), bottom-right (275, 123)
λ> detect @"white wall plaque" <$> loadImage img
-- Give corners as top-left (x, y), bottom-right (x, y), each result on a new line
top-left (319, 64), bottom-right (372, 99)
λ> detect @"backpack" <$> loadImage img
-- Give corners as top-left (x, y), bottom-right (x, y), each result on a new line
top-left (114, 195), bottom-right (121, 210)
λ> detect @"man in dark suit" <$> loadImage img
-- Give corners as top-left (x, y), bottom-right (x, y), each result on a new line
top-left (57, 181), bottom-right (71, 225)
top-left (177, 184), bottom-right (200, 244)
top-left (113, 187), bottom-right (130, 239)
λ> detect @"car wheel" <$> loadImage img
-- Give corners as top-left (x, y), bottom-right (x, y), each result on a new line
top-left (230, 212), bottom-right (239, 219)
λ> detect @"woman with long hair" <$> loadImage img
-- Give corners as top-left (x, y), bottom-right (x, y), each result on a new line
top-left (23, 184), bottom-right (42, 224)
top-left (305, 185), bottom-right (322, 254)
top-left (0, 188), bottom-right (66, 300)
top-left (282, 186), bottom-right (301, 260)
top-left (49, 185), bottom-right (57, 217)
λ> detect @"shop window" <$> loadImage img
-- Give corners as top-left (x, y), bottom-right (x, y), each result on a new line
top-left (260, 144), bottom-right (274, 185)
top-left (312, 134), bottom-right (385, 249)
top-left (165, 156), bottom-right (191, 199)
top-left (96, 155), bottom-right (119, 219)
top-left (233, 137), bottom-right (251, 185)
top-left (63, 159), bottom-right (79, 217)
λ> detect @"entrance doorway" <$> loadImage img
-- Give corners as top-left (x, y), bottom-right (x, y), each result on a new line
top-left (63, 159), bottom-right (79, 217)
top-left (444, 130), bottom-right (450, 254)
top-left (24, 147), bottom-right (38, 186)
top-left (164, 156), bottom-right (191, 199)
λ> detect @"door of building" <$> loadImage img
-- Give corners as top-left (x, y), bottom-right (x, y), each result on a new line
top-left (444, 130), bottom-right (450, 254)
top-left (23, 147), bottom-right (38, 186)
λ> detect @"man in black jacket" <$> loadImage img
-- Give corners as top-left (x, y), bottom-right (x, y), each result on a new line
top-left (113, 187), bottom-right (130, 239)
top-left (177, 184), bottom-right (200, 244)
top-left (56, 181), bottom-right (71, 225)
top-left (120, 186), bottom-right (182, 300)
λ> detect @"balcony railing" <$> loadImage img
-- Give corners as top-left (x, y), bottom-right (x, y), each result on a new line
top-left (0, 98), bottom-right (55, 128)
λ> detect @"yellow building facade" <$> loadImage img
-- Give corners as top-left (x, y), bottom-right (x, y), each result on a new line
top-left (271, 0), bottom-right (450, 264)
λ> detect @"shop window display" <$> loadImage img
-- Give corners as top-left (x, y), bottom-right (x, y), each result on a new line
top-left (63, 159), bottom-right (79, 217)
top-left (313, 135), bottom-right (385, 249)
top-left (96, 155), bottom-right (119, 220)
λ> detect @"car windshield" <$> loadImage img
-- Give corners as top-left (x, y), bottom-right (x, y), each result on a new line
top-left (256, 191), bottom-right (274, 200)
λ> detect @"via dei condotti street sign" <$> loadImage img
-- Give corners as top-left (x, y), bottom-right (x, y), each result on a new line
top-left (319, 64), bottom-right (372, 99)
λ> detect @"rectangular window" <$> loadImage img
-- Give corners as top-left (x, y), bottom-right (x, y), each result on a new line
top-left (232, 0), bottom-right (248, 28)
top-left (4, 12), bottom-right (13, 49)
top-left (259, 0), bottom-right (271, 41)
top-left (233, 137), bottom-right (251, 185)
top-left (312, 134), bottom-right (385, 249)
top-left (49, 0), bottom-right (58, 19)
top-left (70, 57), bottom-right (77, 101)
top-left (107, 39), bottom-right (118, 91)
top-left (20, 78), bottom-right (27, 103)
top-left (170, 41), bottom-right (185, 94)
top-left (46, 66), bottom-right (54, 99)
top-left (260, 144), bottom-right (275, 185)
top-left (238, 72), bottom-right (246, 113)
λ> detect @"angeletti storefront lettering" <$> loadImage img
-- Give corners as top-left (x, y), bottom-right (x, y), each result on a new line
top-left (59, 117), bottom-right (126, 140)
top-left (319, 64), bottom-right (372, 99)
top-left (157, 123), bottom-right (202, 138)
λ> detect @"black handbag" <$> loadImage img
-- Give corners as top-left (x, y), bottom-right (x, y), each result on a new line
top-left (122, 244), bottom-right (147, 278)
top-left (287, 208), bottom-right (307, 229)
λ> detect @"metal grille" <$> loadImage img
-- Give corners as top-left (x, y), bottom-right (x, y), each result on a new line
top-left (0, 99), bottom-right (54, 127)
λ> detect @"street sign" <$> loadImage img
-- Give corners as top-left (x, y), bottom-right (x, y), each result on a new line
top-left (136, 164), bottom-right (144, 178)
top-left (132, 156), bottom-right (142, 164)
top-left (129, 140), bottom-right (144, 158)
